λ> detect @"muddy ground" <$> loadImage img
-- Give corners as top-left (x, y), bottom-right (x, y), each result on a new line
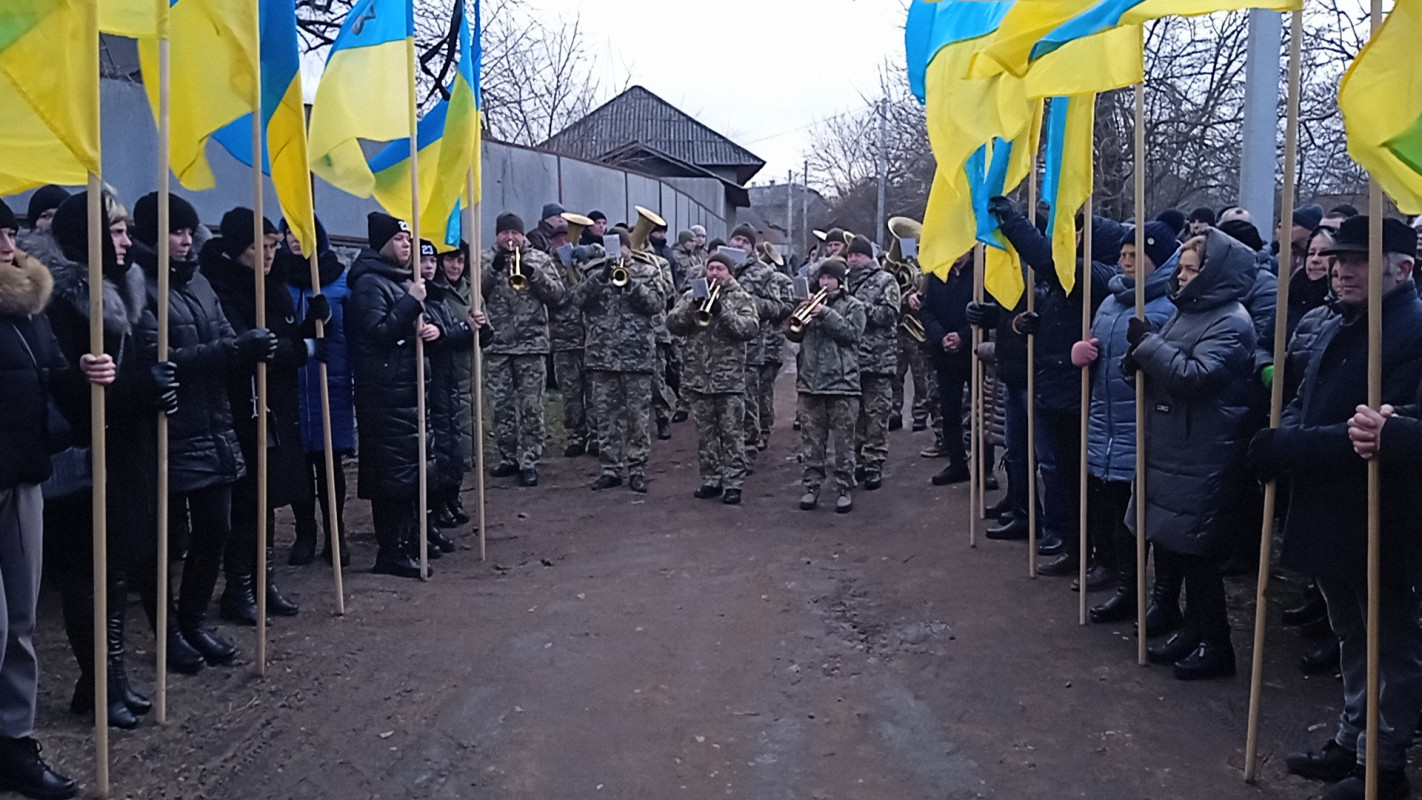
top-left (33, 372), bottom-right (1365, 799)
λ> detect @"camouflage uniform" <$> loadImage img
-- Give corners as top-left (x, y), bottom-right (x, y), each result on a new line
top-left (785, 289), bottom-right (865, 493)
top-left (735, 255), bottom-right (794, 456)
top-left (666, 278), bottom-right (759, 490)
top-left (549, 247), bottom-right (595, 450)
top-left (671, 246), bottom-right (705, 419)
top-left (567, 255), bottom-right (662, 479)
top-left (757, 269), bottom-right (795, 441)
top-left (894, 329), bottom-right (937, 427)
top-left (649, 255), bottom-right (678, 427)
top-left (480, 245), bottom-right (565, 470)
top-left (847, 262), bottom-right (900, 474)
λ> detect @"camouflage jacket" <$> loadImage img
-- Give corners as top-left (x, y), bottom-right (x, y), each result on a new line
top-left (548, 246), bottom-right (599, 352)
top-left (762, 269), bottom-right (795, 366)
top-left (735, 256), bottom-right (795, 366)
top-left (479, 245), bottom-right (565, 355)
top-left (646, 253), bottom-right (675, 345)
top-left (785, 290), bottom-right (865, 396)
top-left (847, 263), bottom-right (900, 376)
top-left (567, 257), bottom-right (662, 373)
top-left (671, 247), bottom-right (703, 293)
top-left (666, 278), bottom-right (759, 394)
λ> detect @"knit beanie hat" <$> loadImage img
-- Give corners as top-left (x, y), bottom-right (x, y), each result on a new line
top-left (1293, 203), bottom-right (1325, 231)
top-left (496, 212), bottom-right (524, 234)
top-left (541, 202), bottom-right (565, 221)
top-left (588, 210), bottom-right (607, 223)
top-left (50, 191), bottom-right (119, 271)
top-left (847, 236), bottom-right (874, 258)
top-left (1188, 206), bottom-right (1216, 225)
top-left (730, 223), bottom-right (757, 244)
top-left (825, 228), bottom-right (849, 245)
top-left (367, 212), bottom-right (410, 252)
top-left (420, 239), bottom-right (436, 258)
top-left (707, 251), bottom-right (737, 271)
top-left (677, 230), bottom-right (694, 245)
top-left (132, 192), bottom-right (201, 247)
top-left (1141, 221), bottom-right (1179, 270)
top-left (818, 257), bottom-right (848, 282)
top-left (690, 224), bottom-right (706, 237)
top-left (1219, 219), bottom-right (1266, 252)
top-left (220, 208), bottom-right (277, 258)
top-left (0, 199), bottom-right (17, 232)
top-left (26, 185), bottom-right (70, 231)
top-left (1154, 209), bottom-right (1187, 238)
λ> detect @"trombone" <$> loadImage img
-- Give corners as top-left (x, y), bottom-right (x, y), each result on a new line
top-left (694, 282), bottom-right (722, 327)
top-left (787, 287), bottom-right (829, 335)
top-left (508, 245), bottom-right (527, 291)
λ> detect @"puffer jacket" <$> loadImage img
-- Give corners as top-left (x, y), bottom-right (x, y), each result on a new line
top-left (1285, 268), bottom-right (1331, 343)
top-left (665, 278), bottom-right (759, 394)
top-left (567, 256), bottom-right (662, 372)
top-left (847, 262), bottom-right (900, 376)
top-left (1242, 257), bottom-right (1278, 355)
top-left (423, 281), bottom-right (474, 491)
top-left (786, 290), bottom-right (865, 395)
top-left (345, 248), bottom-right (429, 500)
top-left (735, 256), bottom-right (794, 366)
top-left (1129, 228), bottom-right (1258, 557)
top-left (203, 240), bottom-right (311, 509)
top-left (431, 257), bottom-right (476, 469)
top-left (280, 234), bottom-right (356, 455)
top-left (479, 244), bottom-right (564, 355)
top-left (130, 241), bottom-right (246, 493)
top-left (1085, 259), bottom-right (1176, 482)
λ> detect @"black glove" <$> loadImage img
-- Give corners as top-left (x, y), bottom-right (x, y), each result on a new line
top-left (987, 195), bottom-right (1016, 221)
top-left (477, 323), bottom-right (494, 348)
top-left (307, 294), bottom-right (332, 325)
top-left (1120, 351), bottom-right (1139, 378)
top-left (305, 338), bottom-right (330, 364)
top-left (1013, 311), bottom-right (1040, 336)
top-left (1247, 428), bottom-right (1279, 481)
top-left (234, 328), bottom-right (278, 363)
top-left (150, 361), bottom-right (179, 416)
top-left (1126, 316), bottom-right (1152, 349)
top-left (965, 301), bottom-right (1001, 329)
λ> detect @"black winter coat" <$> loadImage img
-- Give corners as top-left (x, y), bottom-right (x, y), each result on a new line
top-left (202, 241), bottom-right (311, 509)
top-left (920, 265), bottom-right (974, 373)
top-left (1271, 281), bottom-right (1422, 580)
top-left (345, 249), bottom-right (430, 500)
top-left (423, 280), bottom-right (473, 492)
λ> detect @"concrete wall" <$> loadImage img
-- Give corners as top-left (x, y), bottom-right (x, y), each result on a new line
top-left (3, 79), bottom-right (730, 246)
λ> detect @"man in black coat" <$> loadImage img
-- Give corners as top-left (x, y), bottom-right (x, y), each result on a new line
top-left (346, 213), bottom-right (432, 579)
top-left (1252, 216), bottom-right (1422, 800)
top-left (919, 251), bottom-right (974, 486)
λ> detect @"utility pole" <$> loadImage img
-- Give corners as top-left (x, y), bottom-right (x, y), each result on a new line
top-left (786, 169), bottom-right (794, 263)
top-left (1240, 9), bottom-right (1283, 230)
top-left (876, 98), bottom-right (888, 247)
top-left (803, 158), bottom-right (810, 259)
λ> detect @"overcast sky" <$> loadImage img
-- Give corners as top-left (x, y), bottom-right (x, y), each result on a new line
top-left (522, 0), bottom-right (909, 187)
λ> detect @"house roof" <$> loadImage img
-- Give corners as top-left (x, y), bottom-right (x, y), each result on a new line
top-left (540, 86), bottom-right (766, 185)
top-left (597, 141), bottom-right (751, 208)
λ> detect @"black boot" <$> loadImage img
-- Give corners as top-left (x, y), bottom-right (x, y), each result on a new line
top-left (1282, 585), bottom-right (1328, 626)
top-left (0, 737), bottom-right (78, 800)
top-left (265, 550), bottom-right (299, 617)
top-left (447, 495), bottom-right (471, 526)
top-left (179, 623), bottom-right (238, 666)
top-left (1143, 560), bottom-right (1184, 638)
top-left (165, 621), bottom-right (205, 675)
top-left (106, 592), bottom-right (149, 716)
top-left (320, 519), bottom-right (351, 568)
top-left (61, 575), bottom-right (139, 728)
top-left (219, 573), bottom-right (259, 627)
top-left (1173, 640), bottom-right (1236, 680)
top-left (288, 502), bottom-right (318, 566)
top-left (1146, 629), bottom-right (1200, 665)
top-left (1089, 586), bottom-right (1136, 624)
top-left (373, 515), bottom-right (427, 579)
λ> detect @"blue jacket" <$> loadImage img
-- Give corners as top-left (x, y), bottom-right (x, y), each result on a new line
top-left (1086, 260), bottom-right (1176, 482)
top-left (279, 241), bottom-right (356, 456)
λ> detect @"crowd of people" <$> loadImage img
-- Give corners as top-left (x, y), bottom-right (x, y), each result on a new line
top-left (3, 180), bottom-right (1422, 799)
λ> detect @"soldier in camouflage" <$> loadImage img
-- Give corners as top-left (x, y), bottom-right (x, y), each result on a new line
top-left (648, 250), bottom-right (678, 441)
top-left (480, 212), bottom-right (566, 486)
top-left (786, 258), bottom-right (865, 513)
top-left (845, 237), bottom-right (900, 489)
top-left (665, 252), bottom-right (760, 504)
top-left (893, 327), bottom-right (936, 430)
top-left (726, 225), bottom-right (793, 467)
top-left (670, 231), bottom-right (703, 424)
top-left (549, 233), bottom-right (599, 457)
top-left (756, 253), bottom-right (795, 451)
top-left (566, 229), bottom-right (663, 493)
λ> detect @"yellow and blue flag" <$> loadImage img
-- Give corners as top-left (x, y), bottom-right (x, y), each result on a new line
top-left (1339, 0), bottom-right (1422, 215)
top-left (100, 0), bottom-right (158, 38)
top-left (138, 0), bottom-right (260, 190)
top-left (1040, 94), bottom-right (1096, 294)
top-left (370, 0), bottom-right (482, 247)
top-left (308, 0), bottom-right (415, 199)
top-left (0, 0), bottom-right (100, 194)
top-left (213, 0), bottom-right (317, 254)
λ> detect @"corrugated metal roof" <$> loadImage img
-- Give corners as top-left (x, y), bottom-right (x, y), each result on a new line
top-left (540, 86), bottom-right (765, 184)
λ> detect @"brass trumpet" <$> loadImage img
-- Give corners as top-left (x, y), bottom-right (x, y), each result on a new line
top-left (787, 287), bottom-right (829, 335)
top-left (610, 259), bottom-right (630, 288)
top-left (694, 282), bottom-right (722, 327)
top-left (508, 245), bottom-right (527, 291)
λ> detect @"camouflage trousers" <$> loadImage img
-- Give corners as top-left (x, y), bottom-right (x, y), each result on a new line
top-left (743, 361), bottom-right (765, 451)
top-left (653, 342), bottom-right (678, 424)
top-left (673, 338), bottom-right (690, 415)
top-left (552, 349), bottom-right (589, 448)
top-left (798, 393), bottom-right (860, 493)
top-left (486, 353), bottom-right (546, 470)
top-left (855, 373), bottom-right (895, 470)
top-left (688, 390), bottom-right (746, 490)
top-left (589, 369), bottom-right (653, 479)
top-left (894, 332), bottom-right (938, 426)
top-left (756, 361), bottom-right (782, 438)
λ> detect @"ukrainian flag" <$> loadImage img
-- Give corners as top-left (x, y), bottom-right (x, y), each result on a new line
top-left (308, 0), bottom-right (415, 199)
top-left (1339, 0), bottom-right (1422, 215)
top-left (100, 0), bottom-right (158, 38)
top-left (213, 0), bottom-right (317, 255)
top-left (370, 0), bottom-right (482, 248)
top-left (138, 0), bottom-right (260, 190)
top-left (0, 0), bottom-right (100, 194)
top-left (1040, 94), bottom-right (1097, 294)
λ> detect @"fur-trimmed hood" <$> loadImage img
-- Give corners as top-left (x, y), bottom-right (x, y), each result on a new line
top-left (27, 233), bottom-right (145, 337)
top-left (0, 249), bottom-right (55, 317)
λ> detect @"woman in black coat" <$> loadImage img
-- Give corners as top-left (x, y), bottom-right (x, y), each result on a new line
top-left (202, 209), bottom-right (310, 624)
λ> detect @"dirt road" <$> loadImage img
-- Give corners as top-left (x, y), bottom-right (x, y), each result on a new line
top-left (35, 373), bottom-right (1354, 799)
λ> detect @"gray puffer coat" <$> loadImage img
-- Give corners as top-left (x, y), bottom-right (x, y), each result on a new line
top-left (1128, 228), bottom-right (1258, 557)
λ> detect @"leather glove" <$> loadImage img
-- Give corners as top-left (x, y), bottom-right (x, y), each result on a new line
top-left (234, 328), bottom-right (278, 363)
top-left (1013, 311), bottom-right (1040, 336)
top-left (307, 294), bottom-right (332, 325)
top-left (150, 361), bottom-right (179, 416)
top-left (1126, 316), bottom-right (1152, 349)
top-left (1247, 428), bottom-right (1279, 481)
top-left (477, 323), bottom-right (494, 348)
top-left (965, 301), bottom-right (1000, 329)
top-left (987, 195), bottom-right (1016, 221)
top-left (305, 338), bottom-right (330, 364)
top-left (1120, 351), bottom-right (1139, 378)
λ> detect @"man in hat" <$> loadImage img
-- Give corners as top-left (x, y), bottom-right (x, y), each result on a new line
top-left (727, 224), bottom-right (793, 466)
top-left (845, 236), bottom-right (899, 489)
top-left (668, 231), bottom-right (705, 425)
top-left (1252, 215), bottom-right (1422, 800)
top-left (1281, 203), bottom-right (1325, 274)
top-left (690, 225), bottom-right (708, 257)
top-left (548, 225), bottom-right (599, 457)
top-left (481, 212), bottom-right (565, 486)
top-left (581, 211), bottom-right (609, 246)
top-left (526, 202), bottom-right (566, 253)
top-left (1188, 207), bottom-right (1216, 236)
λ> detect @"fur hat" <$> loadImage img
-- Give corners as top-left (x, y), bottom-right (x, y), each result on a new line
top-left (367, 212), bottom-right (411, 252)
top-left (132, 192), bottom-right (201, 247)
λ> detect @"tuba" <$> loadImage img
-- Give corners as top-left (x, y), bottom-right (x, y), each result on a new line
top-left (887, 216), bottom-right (925, 342)
top-left (757, 241), bottom-right (784, 269)
top-left (508, 245), bottom-right (527, 291)
top-left (562, 212), bottom-right (594, 245)
top-left (629, 205), bottom-right (666, 254)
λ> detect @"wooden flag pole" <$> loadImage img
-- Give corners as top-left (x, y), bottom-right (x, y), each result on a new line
top-left (407, 36), bottom-right (429, 580)
top-left (1079, 189), bottom-right (1094, 627)
top-left (252, 93), bottom-right (269, 678)
top-left (466, 169), bottom-right (487, 562)
top-left (154, 2), bottom-right (172, 721)
top-left (87, 176), bottom-right (110, 796)
top-left (1244, 8), bottom-right (1303, 782)
top-left (1133, 80), bottom-right (1148, 667)
top-left (1027, 170), bottom-right (1038, 579)
top-left (1364, 3), bottom-right (1384, 796)
top-left (310, 252), bottom-right (346, 613)
top-left (969, 244), bottom-right (985, 548)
